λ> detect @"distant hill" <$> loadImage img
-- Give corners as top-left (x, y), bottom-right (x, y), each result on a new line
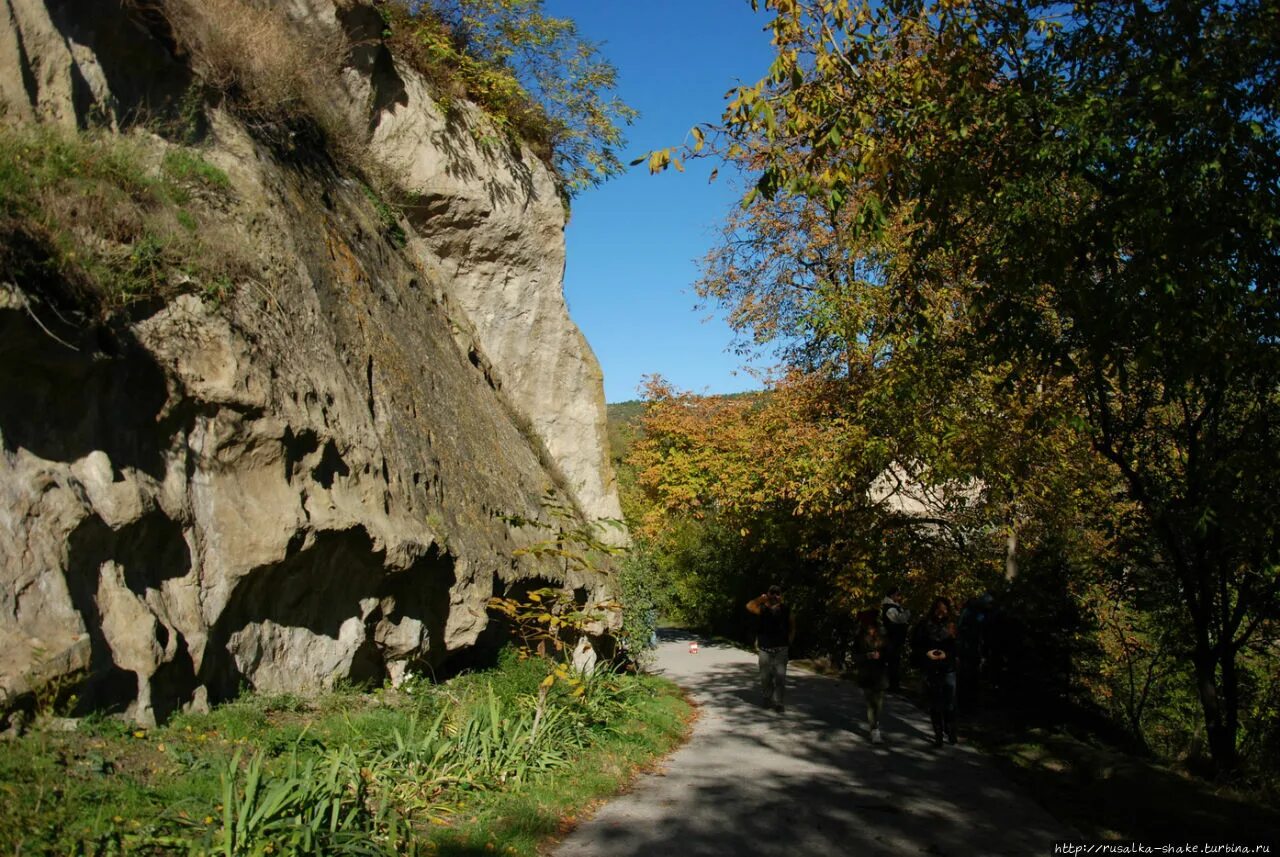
top-left (606, 399), bottom-right (646, 425)
top-left (606, 400), bottom-right (646, 466)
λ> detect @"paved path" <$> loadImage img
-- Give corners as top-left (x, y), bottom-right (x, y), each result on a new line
top-left (556, 629), bottom-right (1074, 857)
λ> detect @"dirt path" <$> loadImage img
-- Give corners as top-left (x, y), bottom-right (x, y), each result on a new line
top-left (555, 629), bottom-right (1074, 856)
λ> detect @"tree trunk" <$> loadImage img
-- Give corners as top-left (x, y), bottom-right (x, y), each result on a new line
top-left (1004, 525), bottom-right (1019, 582)
top-left (1192, 644), bottom-right (1239, 776)
top-left (1217, 645), bottom-right (1241, 773)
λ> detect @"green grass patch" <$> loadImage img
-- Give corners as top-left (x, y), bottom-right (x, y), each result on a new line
top-left (0, 651), bottom-right (692, 855)
top-left (420, 673), bottom-right (690, 856)
top-left (161, 148), bottom-right (231, 194)
top-left (0, 124), bottom-right (244, 315)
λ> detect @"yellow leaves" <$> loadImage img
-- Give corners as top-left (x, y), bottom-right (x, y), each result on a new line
top-left (647, 149), bottom-right (670, 173)
top-left (630, 374), bottom-right (865, 542)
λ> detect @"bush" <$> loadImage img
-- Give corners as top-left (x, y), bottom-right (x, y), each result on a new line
top-left (381, 0), bottom-right (636, 195)
top-left (615, 552), bottom-right (660, 666)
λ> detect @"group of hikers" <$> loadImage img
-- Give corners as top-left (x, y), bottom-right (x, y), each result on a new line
top-left (746, 584), bottom-right (1001, 747)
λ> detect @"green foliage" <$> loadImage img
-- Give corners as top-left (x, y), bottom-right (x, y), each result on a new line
top-left (208, 746), bottom-right (399, 855)
top-left (360, 183), bottom-right (408, 248)
top-left (646, 0), bottom-right (1280, 778)
top-left (406, 670), bottom-right (688, 856)
top-left (493, 492), bottom-right (625, 664)
top-left (614, 553), bottom-right (660, 666)
top-left (606, 399), bottom-right (646, 468)
top-left (0, 651), bottom-right (690, 856)
top-left (161, 148), bottom-right (231, 193)
top-left (382, 0), bottom-right (637, 195)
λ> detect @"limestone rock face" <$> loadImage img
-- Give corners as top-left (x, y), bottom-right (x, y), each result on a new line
top-left (368, 77), bottom-right (624, 530)
top-left (0, 0), bottom-right (624, 724)
top-left (282, 0), bottom-right (623, 528)
top-left (0, 0), bottom-right (194, 129)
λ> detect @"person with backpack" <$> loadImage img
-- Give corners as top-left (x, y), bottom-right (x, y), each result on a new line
top-left (880, 587), bottom-right (911, 691)
top-left (747, 585), bottom-right (794, 712)
top-left (853, 608), bottom-right (890, 742)
top-left (913, 596), bottom-right (959, 746)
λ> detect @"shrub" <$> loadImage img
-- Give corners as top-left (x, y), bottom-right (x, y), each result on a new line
top-left (615, 552), bottom-right (660, 666)
top-left (381, 0), bottom-right (636, 196)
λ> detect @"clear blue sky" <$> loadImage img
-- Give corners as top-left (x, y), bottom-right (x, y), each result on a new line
top-left (543, 1), bottom-right (777, 403)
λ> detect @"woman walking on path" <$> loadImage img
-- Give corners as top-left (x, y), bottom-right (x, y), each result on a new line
top-left (853, 608), bottom-right (890, 743)
top-left (747, 585), bottom-right (794, 712)
top-left (914, 597), bottom-right (959, 747)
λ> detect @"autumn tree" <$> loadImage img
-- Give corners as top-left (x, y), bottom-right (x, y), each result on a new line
top-left (626, 357), bottom-right (1103, 657)
top-left (653, 0), bottom-right (1279, 773)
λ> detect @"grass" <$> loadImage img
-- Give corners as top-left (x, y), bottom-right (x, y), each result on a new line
top-left (161, 149), bottom-right (232, 193)
top-left (0, 124), bottom-right (244, 316)
top-left (419, 673), bottom-right (690, 856)
top-left (0, 650), bottom-right (693, 856)
top-left (158, 0), bottom-right (350, 147)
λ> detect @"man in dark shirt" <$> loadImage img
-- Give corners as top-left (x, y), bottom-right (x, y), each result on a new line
top-left (746, 585), bottom-right (795, 712)
top-left (880, 588), bottom-right (911, 691)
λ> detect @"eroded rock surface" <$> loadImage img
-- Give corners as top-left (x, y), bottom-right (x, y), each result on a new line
top-left (0, 0), bottom-right (623, 725)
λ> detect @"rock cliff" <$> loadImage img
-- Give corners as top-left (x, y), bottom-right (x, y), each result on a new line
top-left (0, 0), bottom-right (623, 725)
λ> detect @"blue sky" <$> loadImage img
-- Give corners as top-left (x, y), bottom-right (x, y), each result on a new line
top-left (542, 1), bottom-right (777, 403)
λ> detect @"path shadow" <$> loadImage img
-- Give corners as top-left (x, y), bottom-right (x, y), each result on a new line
top-left (611, 630), bottom-right (1280, 856)
top-left (568, 630), bottom-right (1070, 857)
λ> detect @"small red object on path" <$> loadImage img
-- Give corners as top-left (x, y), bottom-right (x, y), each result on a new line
top-left (689, 641), bottom-right (699, 654)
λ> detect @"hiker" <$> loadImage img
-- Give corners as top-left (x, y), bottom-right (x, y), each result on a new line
top-left (880, 587), bottom-right (911, 691)
top-left (853, 608), bottom-right (890, 743)
top-left (746, 585), bottom-right (794, 712)
top-left (913, 596), bottom-right (958, 746)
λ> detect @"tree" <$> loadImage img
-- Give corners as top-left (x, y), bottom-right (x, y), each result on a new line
top-left (387, 0), bottom-right (637, 195)
top-left (657, 0), bottom-right (1280, 773)
top-left (628, 371), bottom-right (1004, 643)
